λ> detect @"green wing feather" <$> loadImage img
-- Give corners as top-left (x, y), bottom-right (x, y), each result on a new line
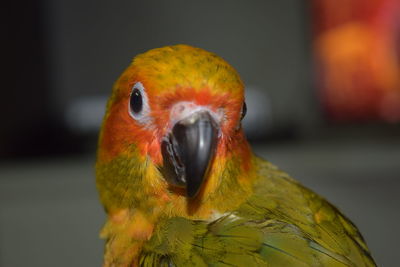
top-left (140, 158), bottom-right (376, 267)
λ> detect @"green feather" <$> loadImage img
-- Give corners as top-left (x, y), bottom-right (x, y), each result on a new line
top-left (139, 157), bottom-right (376, 267)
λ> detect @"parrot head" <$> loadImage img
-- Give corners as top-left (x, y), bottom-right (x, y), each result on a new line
top-left (97, 45), bottom-right (253, 217)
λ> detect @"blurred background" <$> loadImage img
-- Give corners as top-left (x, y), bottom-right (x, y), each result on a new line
top-left (1, 0), bottom-right (399, 266)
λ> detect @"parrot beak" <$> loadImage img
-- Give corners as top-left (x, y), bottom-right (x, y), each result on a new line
top-left (161, 111), bottom-right (219, 198)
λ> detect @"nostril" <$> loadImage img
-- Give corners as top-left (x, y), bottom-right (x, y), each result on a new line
top-left (172, 102), bottom-right (194, 116)
top-left (178, 105), bottom-right (185, 113)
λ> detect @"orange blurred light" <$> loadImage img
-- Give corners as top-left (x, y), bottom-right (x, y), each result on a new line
top-left (312, 0), bottom-right (400, 122)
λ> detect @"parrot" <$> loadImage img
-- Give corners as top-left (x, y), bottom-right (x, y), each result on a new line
top-left (96, 44), bottom-right (376, 266)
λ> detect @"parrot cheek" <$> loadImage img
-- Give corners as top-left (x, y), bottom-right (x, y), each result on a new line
top-left (146, 138), bottom-right (163, 165)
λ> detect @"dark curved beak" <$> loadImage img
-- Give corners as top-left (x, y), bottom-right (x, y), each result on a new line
top-left (161, 111), bottom-right (218, 198)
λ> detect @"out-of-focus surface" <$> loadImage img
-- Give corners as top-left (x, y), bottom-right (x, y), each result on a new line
top-left (2, 0), bottom-right (399, 267)
top-left (1, 137), bottom-right (399, 267)
top-left (0, 158), bottom-right (104, 267)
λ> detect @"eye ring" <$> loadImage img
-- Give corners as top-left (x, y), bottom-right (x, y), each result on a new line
top-left (128, 82), bottom-right (151, 124)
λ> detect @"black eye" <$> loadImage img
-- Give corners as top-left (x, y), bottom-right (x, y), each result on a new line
top-left (240, 101), bottom-right (247, 120)
top-left (130, 88), bottom-right (143, 114)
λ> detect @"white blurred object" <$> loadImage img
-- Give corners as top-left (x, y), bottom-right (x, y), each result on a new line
top-left (65, 86), bottom-right (273, 140)
top-left (65, 96), bottom-right (107, 134)
top-left (242, 86), bottom-right (273, 140)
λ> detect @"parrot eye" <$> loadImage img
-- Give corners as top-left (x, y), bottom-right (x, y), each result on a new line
top-left (235, 101), bottom-right (247, 131)
top-left (240, 101), bottom-right (247, 120)
top-left (128, 82), bottom-right (151, 124)
top-left (130, 89), bottom-right (143, 113)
